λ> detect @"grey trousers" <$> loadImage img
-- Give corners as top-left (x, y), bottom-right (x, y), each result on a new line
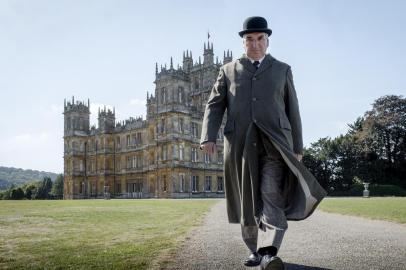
top-left (241, 130), bottom-right (288, 253)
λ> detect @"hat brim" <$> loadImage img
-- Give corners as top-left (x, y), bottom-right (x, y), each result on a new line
top-left (239, 28), bottom-right (272, 37)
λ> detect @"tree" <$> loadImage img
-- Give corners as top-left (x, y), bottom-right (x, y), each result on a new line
top-left (24, 183), bottom-right (37, 199)
top-left (34, 177), bottom-right (53, 199)
top-left (51, 174), bottom-right (64, 199)
top-left (10, 187), bottom-right (25, 200)
top-left (356, 95), bottom-right (406, 187)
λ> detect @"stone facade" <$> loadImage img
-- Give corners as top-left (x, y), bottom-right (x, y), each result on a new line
top-left (63, 40), bottom-right (233, 199)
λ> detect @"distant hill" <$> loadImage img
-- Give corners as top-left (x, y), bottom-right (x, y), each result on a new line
top-left (0, 166), bottom-right (60, 190)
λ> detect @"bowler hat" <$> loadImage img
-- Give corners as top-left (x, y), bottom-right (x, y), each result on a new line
top-left (239, 16), bottom-right (272, 37)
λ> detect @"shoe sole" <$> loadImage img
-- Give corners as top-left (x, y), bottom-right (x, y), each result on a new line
top-left (262, 256), bottom-right (284, 270)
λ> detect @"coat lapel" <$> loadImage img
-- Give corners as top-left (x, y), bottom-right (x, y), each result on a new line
top-left (255, 54), bottom-right (274, 76)
top-left (238, 54), bottom-right (275, 75)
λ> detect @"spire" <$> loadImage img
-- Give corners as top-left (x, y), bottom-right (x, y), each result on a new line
top-left (64, 98), bottom-right (66, 108)
top-left (155, 62), bottom-right (158, 75)
top-left (88, 98), bottom-right (90, 108)
top-left (72, 96), bottom-right (74, 105)
top-left (170, 57), bottom-right (173, 69)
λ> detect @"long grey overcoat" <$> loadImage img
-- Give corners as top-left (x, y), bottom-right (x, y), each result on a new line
top-left (200, 54), bottom-right (327, 227)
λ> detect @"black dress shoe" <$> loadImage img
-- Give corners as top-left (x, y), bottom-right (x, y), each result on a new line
top-left (244, 252), bottom-right (262, 267)
top-left (260, 255), bottom-right (284, 270)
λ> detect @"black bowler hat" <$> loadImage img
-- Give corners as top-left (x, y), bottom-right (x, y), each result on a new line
top-left (238, 16), bottom-right (272, 37)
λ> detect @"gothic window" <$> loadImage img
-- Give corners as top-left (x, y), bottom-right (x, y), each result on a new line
top-left (116, 137), bottom-right (120, 148)
top-left (180, 174), bottom-right (185, 192)
top-left (205, 176), bottom-right (212, 192)
top-left (116, 159), bottom-right (120, 171)
top-left (79, 118), bottom-right (83, 129)
top-left (178, 87), bottom-right (184, 103)
top-left (192, 176), bottom-right (199, 192)
top-left (79, 160), bottom-right (84, 172)
top-left (136, 132), bottom-right (142, 144)
top-left (66, 117), bottom-right (71, 130)
top-left (191, 122), bottom-right (198, 137)
top-left (161, 145), bottom-right (167, 160)
top-left (161, 87), bottom-right (167, 104)
top-left (126, 135), bottom-right (130, 147)
top-left (204, 153), bottom-right (211, 163)
top-left (161, 119), bottom-right (165, 133)
top-left (179, 144), bottom-right (184, 160)
top-left (217, 176), bottom-right (224, 192)
top-left (191, 147), bottom-right (198, 162)
top-left (127, 156), bottom-right (131, 169)
top-left (136, 155), bottom-right (142, 168)
top-left (132, 156), bottom-right (136, 168)
top-left (179, 118), bottom-right (184, 133)
top-left (163, 175), bottom-right (167, 192)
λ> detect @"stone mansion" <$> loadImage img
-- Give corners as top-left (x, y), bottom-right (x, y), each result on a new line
top-left (63, 40), bottom-right (233, 199)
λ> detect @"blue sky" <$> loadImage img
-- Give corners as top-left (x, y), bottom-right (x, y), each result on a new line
top-left (0, 0), bottom-right (405, 173)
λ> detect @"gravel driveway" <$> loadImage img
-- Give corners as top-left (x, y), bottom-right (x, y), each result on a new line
top-left (162, 199), bottom-right (406, 270)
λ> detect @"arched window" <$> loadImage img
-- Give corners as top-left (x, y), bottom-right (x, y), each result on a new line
top-left (178, 87), bottom-right (184, 103)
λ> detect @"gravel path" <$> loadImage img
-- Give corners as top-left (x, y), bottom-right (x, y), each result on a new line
top-left (163, 199), bottom-right (406, 270)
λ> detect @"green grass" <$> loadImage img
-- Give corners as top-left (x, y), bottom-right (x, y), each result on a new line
top-left (319, 197), bottom-right (406, 224)
top-left (0, 199), bottom-right (218, 270)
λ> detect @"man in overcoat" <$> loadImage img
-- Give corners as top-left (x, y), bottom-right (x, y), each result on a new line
top-left (200, 16), bottom-right (327, 270)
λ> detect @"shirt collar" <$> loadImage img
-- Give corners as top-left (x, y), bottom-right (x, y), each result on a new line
top-left (248, 55), bottom-right (266, 66)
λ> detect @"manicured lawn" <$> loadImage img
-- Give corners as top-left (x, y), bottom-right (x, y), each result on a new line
top-left (319, 197), bottom-right (406, 224)
top-left (0, 199), bottom-right (219, 270)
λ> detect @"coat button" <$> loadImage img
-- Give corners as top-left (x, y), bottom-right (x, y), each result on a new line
top-left (252, 97), bottom-right (257, 101)
top-left (253, 142), bottom-right (257, 147)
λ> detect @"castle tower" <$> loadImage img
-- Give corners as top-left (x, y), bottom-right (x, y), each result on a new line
top-left (182, 50), bottom-right (193, 73)
top-left (203, 41), bottom-right (214, 66)
top-left (98, 106), bottom-right (116, 133)
top-left (64, 96), bottom-right (90, 136)
top-left (223, 50), bottom-right (233, 64)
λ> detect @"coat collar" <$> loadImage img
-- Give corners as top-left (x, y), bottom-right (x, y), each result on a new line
top-left (238, 54), bottom-right (275, 75)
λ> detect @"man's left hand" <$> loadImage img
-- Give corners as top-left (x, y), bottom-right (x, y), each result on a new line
top-left (295, 154), bottom-right (303, 162)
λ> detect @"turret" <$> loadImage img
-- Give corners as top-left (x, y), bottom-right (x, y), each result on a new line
top-left (63, 96), bottom-right (90, 136)
top-left (98, 106), bottom-right (116, 133)
top-left (203, 41), bottom-right (214, 66)
top-left (182, 50), bottom-right (193, 73)
top-left (223, 50), bottom-right (233, 64)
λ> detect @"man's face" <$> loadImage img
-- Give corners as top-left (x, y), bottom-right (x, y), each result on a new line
top-left (243, 32), bottom-right (269, 60)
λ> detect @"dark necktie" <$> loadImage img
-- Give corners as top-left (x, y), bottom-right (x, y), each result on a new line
top-left (253, 61), bottom-right (260, 70)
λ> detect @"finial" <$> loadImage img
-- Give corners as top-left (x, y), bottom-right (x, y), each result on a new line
top-left (170, 57), bottom-right (173, 69)
top-left (87, 98), bottom-right (90, 108)
top-left (72, 96), bottom-right (74, 104)
top-left (64, 98), bottom-right (66, 108)
top-left (155, 62), bottom-right (158, 74)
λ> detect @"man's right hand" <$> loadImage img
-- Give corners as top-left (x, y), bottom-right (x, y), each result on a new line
top-left (200, 142), bottom-right (217, 155)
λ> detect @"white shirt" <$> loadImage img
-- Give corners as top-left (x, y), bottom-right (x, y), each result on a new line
top-left (248, 55), bottom-right (266, 68)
